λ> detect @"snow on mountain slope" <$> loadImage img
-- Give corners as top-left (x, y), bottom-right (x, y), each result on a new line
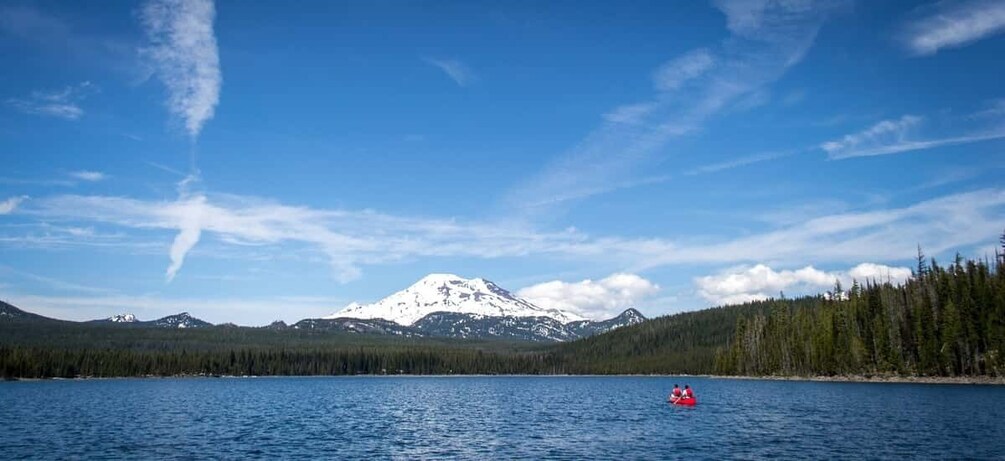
top-left (327, 273), bottom-right (586, 325)
top-left (151, 312), bottom-right (212, 329)
top-left (107, 313), bottom-right (137, 323)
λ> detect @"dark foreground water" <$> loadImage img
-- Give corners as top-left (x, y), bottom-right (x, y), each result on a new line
top-left (1, 376), bottom-right (1003, 459)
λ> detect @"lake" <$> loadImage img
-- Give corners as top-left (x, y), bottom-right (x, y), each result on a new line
top-left (1, 376), bottom-right (1003, 459)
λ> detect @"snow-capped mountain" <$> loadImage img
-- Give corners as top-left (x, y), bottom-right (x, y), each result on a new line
top-left (328, 273), bottom-right (586, 325)
top-left (107, 313), bottom-right (137, 323)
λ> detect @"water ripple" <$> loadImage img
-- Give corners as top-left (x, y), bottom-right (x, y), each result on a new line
top-left (1, 376), bottom-right (1003, 459)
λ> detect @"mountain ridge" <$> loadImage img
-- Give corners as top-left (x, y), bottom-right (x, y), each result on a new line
top-left (0, 274), bottom-right (647, 341)
top-left (298, 308), bottom-right (645, 342)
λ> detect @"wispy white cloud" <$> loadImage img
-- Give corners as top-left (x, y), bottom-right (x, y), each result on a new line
top-left (822, 113), bottom-right (1005, 159)
top-left (972, 98), bottom-right (1005, 119)
top-left (821, 115), bottom-right (922, 158)
top-left (515, 175), bottom-right (672, 209)
top-left (165, 174), bottom-right (204, 281)
top-left (695, 262), bottom-right (913, 305)
top-left (505, 0), bottom-right (845, 211)
top-left (902, 0), bottom-right (1005, 55)
top-left (517, 273), bottom-right (660, 320)
top-left (165, 199), bottom-right (203, 281)
top-left (603, 102), bottom-right (657, 125)
top-left (640, 188), bottom-right (1005, 270)
top-left (424, 58), bottom-right (475, 87)
top-left (6, 81), bottom-right (94, 120)
top-left (686, 150), bottom-right (797, 175)
top-left (7, 100), bottom-right (80, 119)
top-left (18, 185), bottom-right (1004, 286)
top-left (69, 171), bottom-right (107, 182)
top-left (25, 189), bottom-right (592, 283)
top-left (0, 221), bottom-right (140, 250)
top-left (140, 0), bottom-right (221, 138)
top-left (0, 196), bottom-right (28, 214)
top-left (832, 132), bottom-right (1005, 159)
top-left (652, 48), bottom-right (715, 91)
top-left (145, 161), bottom-right (189, 177)
top-left (729, 88), bottom-right (772, 113)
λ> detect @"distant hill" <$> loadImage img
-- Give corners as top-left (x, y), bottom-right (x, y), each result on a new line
top-left (147, 312), bottom-right (212, 329)
top-left (0, 301), bottom-right (60, 323)
top-left (552, 300), bottom-right (792, 374)
top-left (86, 311), bottom-right (213, 329)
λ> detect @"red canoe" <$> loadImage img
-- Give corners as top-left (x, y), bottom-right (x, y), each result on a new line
top-left (668, 396), bottom-right (697, 406)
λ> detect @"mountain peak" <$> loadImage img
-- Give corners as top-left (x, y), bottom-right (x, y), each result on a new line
top-left (417, 273), bottom-right (465, 283)
top-left (107, 313), bottom-right (137, 323)
top-left (153, 312), bottom-right (211, 329)
top-left (617, 308), bottom-right (644, 319)
top-left (327, 273), bottom-right (585, 325)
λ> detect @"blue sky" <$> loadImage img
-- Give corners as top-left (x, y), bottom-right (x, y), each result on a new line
top-left (1, 0), bottom-right (1004, 325)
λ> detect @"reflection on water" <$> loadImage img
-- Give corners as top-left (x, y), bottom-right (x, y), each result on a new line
top-left (2, 376), bottom-right (1003, 459)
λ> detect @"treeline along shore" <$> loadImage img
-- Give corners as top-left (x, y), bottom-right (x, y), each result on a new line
top-left (713, 243), bottom-right (1005, 378)
top-left (3, 234), bottom-right (1005, 380)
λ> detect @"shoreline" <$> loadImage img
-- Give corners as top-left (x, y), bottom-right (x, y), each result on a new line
top-left (5, 373), bottom-right (1004, 385)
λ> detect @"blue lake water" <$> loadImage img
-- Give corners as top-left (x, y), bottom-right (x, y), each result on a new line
top-left (1, 376), bottom-right (1003, 459)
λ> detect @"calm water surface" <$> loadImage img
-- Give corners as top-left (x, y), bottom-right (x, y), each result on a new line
top-left (1, 376), bottom-right (1003, 459)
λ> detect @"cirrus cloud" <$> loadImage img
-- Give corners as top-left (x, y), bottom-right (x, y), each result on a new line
top-left (652, 48), bottom-right (715, 92)
top-left (505, 0), bottom-right (846, 212)
top-left (902, 0), bottom-right (1005, 56)
top-left (821, 111), bottom-right (1005, 159)
top-left (14, 187), bottom-right (1004, 289)
top-left (140, 0), bottom-right (221, 138)
top-left (424, 58), bottom-right (475, 87)
top-left (0, 196), bottom-right (29, 214)
top-left (69, 170), bottom-right (107, 182)
top-left (6, 81), bottom-right (94, 120)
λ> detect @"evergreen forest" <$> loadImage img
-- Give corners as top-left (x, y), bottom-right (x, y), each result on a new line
top-left (3, 234), bottom-right (1004, 380)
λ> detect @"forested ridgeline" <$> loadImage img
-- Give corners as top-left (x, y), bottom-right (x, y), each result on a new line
top-left (714, 247), bottom-right (1005, 377)
top-left (0, 320), bottom-right (556, 378)
top-left (4, 237), bottom-right (1004, 379)
top-left (0, 302), bottom-right (749, 378)
top-left (0, 346), bottom-right (562, 378)
top-left (0, 300), bottom-right (752, 378)
top-left (547, 300), bottom-right (787, 374)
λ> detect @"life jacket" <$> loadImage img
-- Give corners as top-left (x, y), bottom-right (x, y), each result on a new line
top-left (671, 388), bottom-right (682, 397)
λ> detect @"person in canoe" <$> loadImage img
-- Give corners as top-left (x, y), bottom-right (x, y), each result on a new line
top-left (669, 384), bottom-right (682, 400)
top-left (669, 384), bottom-right (697, 405)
